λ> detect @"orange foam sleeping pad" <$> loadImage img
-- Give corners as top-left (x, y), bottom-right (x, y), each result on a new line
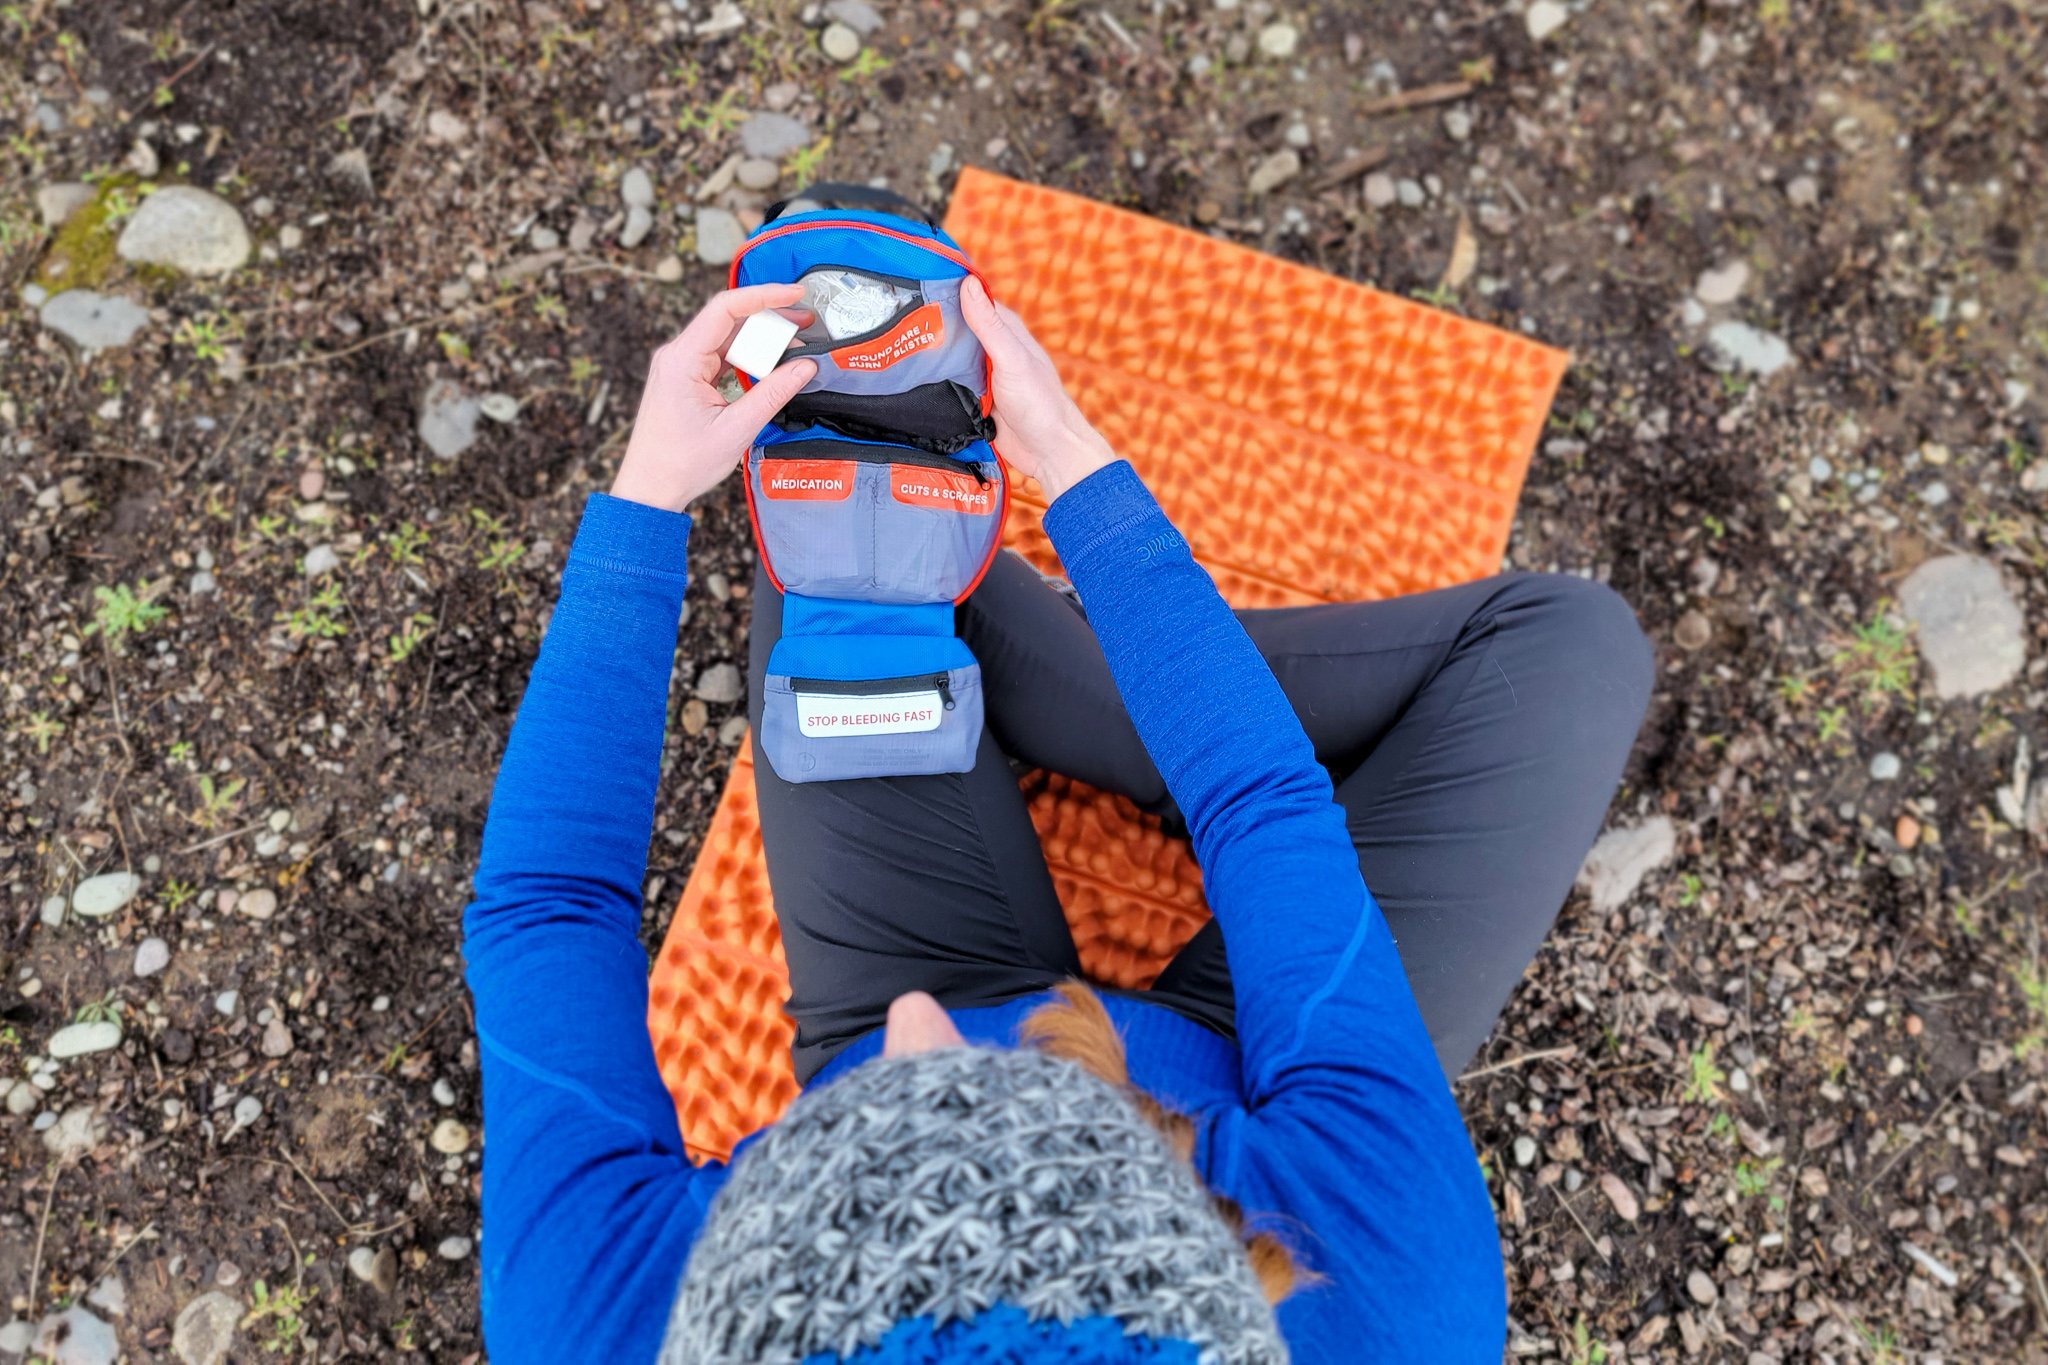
top-left (648, 168), bottom-right (1570, 1163)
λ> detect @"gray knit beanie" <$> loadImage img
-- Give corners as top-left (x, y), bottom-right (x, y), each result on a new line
top-left (658, 1045), bottom-right (1287, 1364)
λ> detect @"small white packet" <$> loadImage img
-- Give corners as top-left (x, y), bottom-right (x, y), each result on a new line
top-left (724, 309), bottom-right (802, 380)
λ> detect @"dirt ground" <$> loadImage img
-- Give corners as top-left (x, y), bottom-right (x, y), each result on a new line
top-left (4, 1), bottom-right (2047, 1361)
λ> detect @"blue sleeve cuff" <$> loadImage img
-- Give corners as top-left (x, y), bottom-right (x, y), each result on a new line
top-left (566, 492), bottom-right (693, 581)
top-left (1041, 461), bottom-right (1173, 570)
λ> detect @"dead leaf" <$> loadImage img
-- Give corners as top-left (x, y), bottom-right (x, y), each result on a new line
top-left (1600, 1171), bottom-right (1641, 1222)
top-left (1439, 213), bottom-right (1478, 291)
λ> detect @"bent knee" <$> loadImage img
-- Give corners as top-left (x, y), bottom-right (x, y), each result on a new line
top-left (1489, 573), bottom-right (1653, 715)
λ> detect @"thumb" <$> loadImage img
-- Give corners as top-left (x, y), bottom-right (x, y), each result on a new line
top-left (721, 356), bottom-right (817, 433)
top-left (959, 276), bottom-right (1015, 361)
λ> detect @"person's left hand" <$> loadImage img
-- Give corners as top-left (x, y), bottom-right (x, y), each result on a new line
top-left (610, 283), bottom-right (818, 514)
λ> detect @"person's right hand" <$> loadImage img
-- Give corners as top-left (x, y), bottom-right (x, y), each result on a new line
top-left (959, 276), bottom-right (1115, 503)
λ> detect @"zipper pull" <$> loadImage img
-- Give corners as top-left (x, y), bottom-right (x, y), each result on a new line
top-left (934, 674), bottom-right (956, 710)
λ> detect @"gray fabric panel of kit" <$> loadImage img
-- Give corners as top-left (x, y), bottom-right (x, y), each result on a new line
top-left (759, 666), bottom-right (983, 783)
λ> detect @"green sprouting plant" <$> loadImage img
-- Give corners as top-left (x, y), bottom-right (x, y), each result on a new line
top-left (435, 331), bottom-right (471, 363)
top-left (2006, 437), bottom-right (2037, 471)
top-left (17, 710), bottom-right (65, 755)
top-left (73, 989), bottom-right (122, 1025)
top-left (1853, 1319), bottom-right (1901, 1364)
top-left (1707, 1109), bottom-right (1734, 1140)
top-left (1733, 1157), bottom-right (1782, 1198)
top-left (252, 512), bottom-right (287, 541)
top-left (161, 879), bottom-right (197, 913)
top-left (393, 1313), bottom-right (418, 1351)
top-left (1685, 1043), bottom-right (1727, 1105)
top-left (1864, 37), bottom-right (1900, 64)
top-left (189, 774), bottom-right (246, 830)
top-left (242, 1279), bottom-right (311, 1354)
top-left (174, 310), bottom-right (239, 365)
top-left (276, 584), bottom-right (348, 640)
top-left (83, 581), bottom-right (168, 647)
top-left (387, 613), bottom-right (434, 664)
top-left (1776, 673), bottom-right (1811, 704)
top-left (476, 538), bottom-right (525, 575)
top-left (1701, 512), bottom-right (1727, 539)
top-left (675, 86), bottom-right (743, 136)
top-left (567, 354), bottom-right (599, 387)
top-left (1409, 282), bottom-right (1458, 309)
top-left (382, 521), bottom-right (431, 566)
top-left (2014, 960), bottom-right (2048, 1059)
top-left (838, 46), bottom-right (891, 81)
top-left (1834, 608), bottom-right (1915, 708)
top-left (1676, 873), bottom-right (1703, 908)
top-left (784, 137), bottom-right (832, 191)
top-left (166, 739), bottom-right (195, 767)
top-left (1816, 706), bottom-right (1849, 744)
top-left (1566, 1317), bottom-right (1608, 1365)
top-left (532, 293), bottom-right (567, 325)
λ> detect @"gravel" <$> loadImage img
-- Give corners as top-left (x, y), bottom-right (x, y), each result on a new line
top-left (693, 662), bottom-right (745, 704)
top-left (1246, 149), bottom-right (1301, 196)
top-left (438, 1235), bottom-right (474, 1260)
top-left (1693, 260), bottom-right (1750, 306)
top-left (418, 381), bottom-right (482, 460)
top-left (820, 21), bottom-right (861, 62)
top-left (171, 1291), bottom-right (240, 1365)
top-left (694, 207), bottom-right (746, 266)
top-left (1526, 0), bottom-right (1570, 41)
top-left (431, 1118), bottom-right (472, 1154)
top-left (1256, 21), bottom-right (1299, 59)
top-left (31, 1306), bottom-right (117, 1365)
top-left (740, 112), bottom-right (811, 160)
top-left (36, 181), bottom-right (94, 228)
top-left (49, 1020), bottom-right (124, 1059)
top-left (1577, 817), bottom-right (1676, 913)
top-left (133, 937), bottom-right (171, 978)
top-left (1705, 320), bottom-right (1793, 376)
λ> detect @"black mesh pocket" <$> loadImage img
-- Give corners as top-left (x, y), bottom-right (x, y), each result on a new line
top-left (779, 381), bottom-right (996, 456)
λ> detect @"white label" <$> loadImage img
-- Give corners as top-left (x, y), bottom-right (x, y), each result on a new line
top-left (796, 689), bottom-right (943, 738)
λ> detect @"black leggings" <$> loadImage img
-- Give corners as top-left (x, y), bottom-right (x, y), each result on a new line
top-left (747, 552), bottom-right (1653, 1083)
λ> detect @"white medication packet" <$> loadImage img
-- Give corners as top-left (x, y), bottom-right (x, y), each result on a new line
top-left (724, 309), bottom-right (802, 380)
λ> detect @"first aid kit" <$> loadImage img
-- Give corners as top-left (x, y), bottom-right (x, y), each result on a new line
top-left (729, 186), bottom-right (1006, 784)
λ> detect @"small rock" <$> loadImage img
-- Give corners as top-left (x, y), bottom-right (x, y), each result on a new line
top-left (1577, 817), bottom-right (1677, 913)
top-left (695, 0), bottom-right (747, 36)
top-left (438, 1235), bottom-right (473, 1261)
top-left (327, 148), bottom-right (375, 197)
top-left (1807, 455), bottom-right (1833, 482)
top-left (529, 225), bottom-right (560, 251)
top-left (1919, 480), bottom-right (1950, 507)
top-left (72, 871), bottom-right (141, 919)
top-left (1785, 175), bottom-right (1820, 208)
top-left (1706, 321), bottom-right (1793, 377)
top-left (820, 21), bottom-right (862, 62)
top-left (1256, 21), bottom-right (1299, 59)
top-left (621, 167), bottom-right (657, 211)
top-left (1893, 814), bottom-right (1921, 850)
top-left (36, 182), bottom-right (95, 228)
top-left (32, 1306), bottom-right (116, 1365)
top-left (161, 1028), bottom-right (194, 1064)
top-left (115, 186), bottom-right (252, 277)
top-left (1674, 609), bottom-right (1712, 652)
top-left (433, 1078), bottom-right (457, 1106)
top-left (655, 255), bottom-right (684, 283)
top-left (40, 291), bottom-right (151, 350)
top-left (763, 81), bottom-right (801, 112)
top-left (1284, 121), bottom-right (1313, 149)
top-left (349, 1245), bottom-right (400, 1295)
top-left (171, 1291), bottom-right (240, 1365)
top-left (1898, 555), bottom-right (2026, 699)
top-left (1363, 173), bottom-right (1398, 208)
top-left (426, 109), bottom-right (469, 144)
top-left (824, 0), bottom-right (884, 32)
top-left (134, 937), bottom-right (171, 978)
top-left (694, 663), bottom-right (745, 705)
top-left (620, 204), bottom-right (655, 250)
top-left (50, 1021), bottom-right (122, 1060)
top-left (216, 990), bottom-right (239, 1015)
top-left (1443, 108), bottom-right (1472, 142)
top-left (694, 207), bottom-right (746, 266)
top-left (86, 1277), bottom-right (125, 1318)
top-left (260, 1017), bottom-right (293, 1058)
top-left (0, 1320), bottom-right (31, 1353)
top-left (1686, 1268), bottom-right (1718, 1306)
top-left (6, 1082), bottom-right (38, 1116)
top-left (418, 380), bottom-right (481, 460)
top-left (1513, 1135), bottom-right (1539, 1168)
top-left (238, 887), bottom-right (278, 921)
top-left (1526, 0), bottom-right (1570, 40)
top-left (297, 466), bottom-right (326, 501)
top-left (1395, 179), bottom-right (1426, 208)
top-left (1246, 149), bottom-right (1302, 196)
top-left (1694, 260), bottom-right (1750, 306)
top-left (480, 393), bottom-right (520, 423)
top-left (231, 1095), bottom-right (261, 1130)
top-left (302, 544), bottom-right (340, 579)
top-left (42, 1105), bottom-right (106, 1160)
top-left (681, 699), bottom-right (710, 736)
top-left (733, 111), bottom-right (802, 161)
top-left (1869, 751), bottom-right (1902, 781)
top-left (718, 715), bottom-right (750, 748)
top-left (736, 157), bottom-right (781, 191)
top-left (430, 1118), bottom-right (471, 1154)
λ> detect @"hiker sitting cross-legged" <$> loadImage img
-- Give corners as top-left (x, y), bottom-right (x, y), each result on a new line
top-left (462, 275), bottom-right (1652, 1363)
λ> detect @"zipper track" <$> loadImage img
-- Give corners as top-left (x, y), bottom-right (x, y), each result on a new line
top-left (790, 673), bottom-right (957, 709)
top-left (761, 437), bottom-right (990, 480)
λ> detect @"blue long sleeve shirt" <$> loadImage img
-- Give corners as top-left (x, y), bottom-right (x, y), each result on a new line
top-left (463, 463), bottom-right (1506, 1364)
